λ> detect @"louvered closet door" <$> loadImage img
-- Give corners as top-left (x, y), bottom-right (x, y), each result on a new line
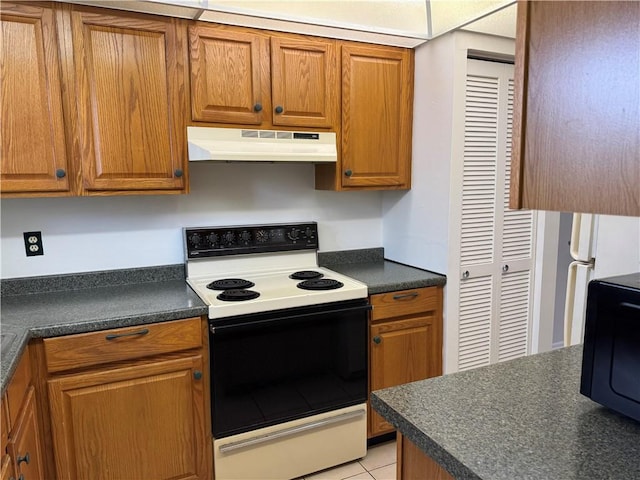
top-left (457, 59), bottom-right (536, 371)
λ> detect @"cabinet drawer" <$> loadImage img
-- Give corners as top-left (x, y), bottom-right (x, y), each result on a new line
top-left (44, 317), bottom-right (202, 373)
top-left (370, 287), bottom-right (439, 321)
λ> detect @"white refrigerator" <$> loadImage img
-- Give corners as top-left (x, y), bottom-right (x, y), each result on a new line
top-left (564, 213), bottom-right (640, 346)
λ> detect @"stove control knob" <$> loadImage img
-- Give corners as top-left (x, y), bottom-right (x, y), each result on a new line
top-left (207, 232), bottom-right (219, 246)
top-left (222, 231), bottom-right (236, 246)
top-left (255, 230), bottom-right (269, 243)
top-left (304, 227), bottom-right (315, 239)
top-left (287, 228), bottom-right (300, 242)
top-left (189, 233), bottom-right (202, 247)
top-left (239, 230), bottom-right (252, 245)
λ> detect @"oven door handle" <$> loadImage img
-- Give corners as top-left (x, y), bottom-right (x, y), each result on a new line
top-left (210, 303), bottom-right (371, 334)
top-left (217, 408), bottom-right (366, 454)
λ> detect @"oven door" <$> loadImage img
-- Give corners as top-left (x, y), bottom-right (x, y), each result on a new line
top-left (209, 298), bottom-right (370, 439)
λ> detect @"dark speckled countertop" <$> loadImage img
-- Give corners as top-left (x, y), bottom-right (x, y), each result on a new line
top-left (0, 265), bottom-right (207, 395)
top-left (1, 249), bottom-right (446, 395)
top-left (371, 345), bottom-right (640, 480)
top-left (319, 248), bottom-right (446, 294)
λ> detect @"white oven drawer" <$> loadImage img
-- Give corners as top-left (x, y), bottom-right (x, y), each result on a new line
top-left (213, 403), bottom-right (367, 480)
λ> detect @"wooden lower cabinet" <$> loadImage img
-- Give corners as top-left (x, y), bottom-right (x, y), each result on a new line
top-left (6, 387), bottom-right (44, 480)
top-left (397, 434), bottom-right (453, 480)
top-left (368, 287), bottom-right (443, 437)
top-left (47, 355), bottom-right (208, 480)
top-left (2, 347), bottom-right (44, 480)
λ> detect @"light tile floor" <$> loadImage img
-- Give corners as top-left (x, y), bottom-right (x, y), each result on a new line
top-left (302, 440), bottom-right (396, 480)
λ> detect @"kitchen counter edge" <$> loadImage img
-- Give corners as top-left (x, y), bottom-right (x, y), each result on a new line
top-left (370, 346), bottom-right (640, 480)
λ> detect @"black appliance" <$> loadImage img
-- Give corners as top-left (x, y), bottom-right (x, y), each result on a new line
top-left (581, 272), bottom-right (640, 422)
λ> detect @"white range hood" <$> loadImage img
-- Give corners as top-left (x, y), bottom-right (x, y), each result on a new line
top-left (187, 126), bottom-right (337, 163)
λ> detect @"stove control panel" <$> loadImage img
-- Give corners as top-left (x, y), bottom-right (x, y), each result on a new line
top-left (184, 222), bottom-right (319, 258)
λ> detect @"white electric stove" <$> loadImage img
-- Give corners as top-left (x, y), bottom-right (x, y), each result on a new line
top-left (183, 222), bottom-right (370, 480)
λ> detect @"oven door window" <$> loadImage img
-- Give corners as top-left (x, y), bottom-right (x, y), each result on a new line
top-left (210, 300), bottom-right (369, 438)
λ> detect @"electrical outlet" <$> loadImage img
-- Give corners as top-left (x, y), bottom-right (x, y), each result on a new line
top-left (23, 231), bottom-right (44, 257)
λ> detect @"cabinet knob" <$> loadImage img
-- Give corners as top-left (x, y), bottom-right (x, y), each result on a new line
top-left (254, 103), bottom-right (262, 112)
top-left (462, 270), bottom-right (470, 279)
top-left (274, 105), bottom-right (284, 114)
top-left (17, 452), bottom-right (30, 465)
top-left (55, 168), bottom-right (66, 178)
top-left (502, 264), bottom-right (509, 273)
top-left (174, 169), bottom-right (183, 178)
top-left (373, 336), bottom-right (382, 344)
top-left (344, 169), bottom-right (353, 177)
top-left (194, 370), bottom-right (203, 380)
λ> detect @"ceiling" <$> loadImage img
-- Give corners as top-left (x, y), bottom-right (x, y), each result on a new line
top-left (67, 0), bottom-right (517, 47)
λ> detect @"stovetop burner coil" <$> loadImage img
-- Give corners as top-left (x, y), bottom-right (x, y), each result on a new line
top-left (207, 278), bottom-right (255, 290)
top-left (289, 270), bottom-right (324, 280)
top-left (297, 279), bottom-right (344, 291)
top-left (216, 289), bottom-right (261, 301)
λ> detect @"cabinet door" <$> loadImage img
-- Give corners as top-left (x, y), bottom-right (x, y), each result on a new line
top-left (511, 0), bottom-right (640, 216)
top-left (370, 316), bottom-right (440, 436)
top-left (341, 43), bottom-right (413, 189)
top-left (6, 387), bottom-right (44, 480)
top-left (48, 355), bottom-right (208, 480)
top-left (189, 24), bottom-right (269, 125)
top-left (0, 2), bottom-right (70, 195)
top-left (271, 35), bottom-right (338, 129)
top-left (70, 7), bottom-right (187, 193)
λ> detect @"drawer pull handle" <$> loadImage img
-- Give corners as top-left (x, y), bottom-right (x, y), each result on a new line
top-left (393, 292), bottom-right (419, 300)
top-left (105, 328), bottom-right (149, 341)
top-left (17, 452), bottom-right (30, 465)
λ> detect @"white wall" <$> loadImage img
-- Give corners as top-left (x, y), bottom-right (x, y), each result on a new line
top-left (1, 163), bottom-right (383, 279)
top-left (381, 32), bottom-right (457, 275)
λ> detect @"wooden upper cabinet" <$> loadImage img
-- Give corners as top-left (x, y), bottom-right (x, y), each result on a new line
top-left (189, 24), bottom-right (269, 125)
top-left (69, 6), bottom-right (188, 193)
top-left (188, 23), bottom-right (339, 130)
top-left (511, 0), bottom-right (640, 216)
top-left (270, 35), bottom-right (338, 128)
top-left (0, 2), bottom-right (70, 195)
top-left (339, 43), bottom-right (413, 190)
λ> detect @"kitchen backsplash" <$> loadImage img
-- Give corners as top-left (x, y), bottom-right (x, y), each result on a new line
top-left (0, 163), bottom-right (384, 279)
